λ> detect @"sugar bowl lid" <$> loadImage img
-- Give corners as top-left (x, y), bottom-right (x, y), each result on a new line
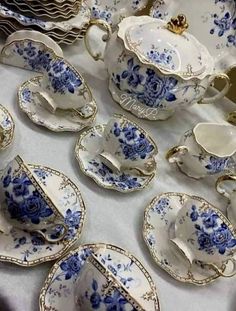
top-left (119, 15), bottom-right (214, 80)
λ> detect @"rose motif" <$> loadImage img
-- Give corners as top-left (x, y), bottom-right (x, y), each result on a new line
top-left (197, 231), bottom-right (214, 252)
top-left (12, 173), bottom-right (32, 197)
top-left (211, 224), bottom-right (236, 254)
top-left (60, 254), bottom-right (81, 280)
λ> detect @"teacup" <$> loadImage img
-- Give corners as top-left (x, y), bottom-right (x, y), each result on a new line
top-left (100, 114), bottom-right (158, 175)
top-left (166, 123), bottom-right (236, 179)
top-left (0, 155), bottom-right (68, 243)
top-left (29, 57), bottom-right (95, 116)
top-left (170, 196), bottom-right (236, 277)
top-left (75, 253), bottom-right (142, 311)
top-left (216, 174), bottom-right (236, 227)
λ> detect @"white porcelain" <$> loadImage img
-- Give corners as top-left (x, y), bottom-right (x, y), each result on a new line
top-left (166, 123), bottom-right (236, 179)
top-left (18, 76), bottom-right (97, 132)
top-left (85, 15), bottom-right (230, 120)
top-left (75, 253), bottom-right (144, 310)
top-left (0, 104), bottom-right (14, 150)
top-left (100, 114), bottom-right (157, 175)
top-left (0, 163), bottom-right (86, 266)
top-left (0, 155), bottom-right (70, 242)
top-left (150, 0), bottom-right (236, 73)
top-left (88, 0), bottom-right (149, 27)
top-left (216, 174), bottom-right (236, 227)
top-left (39, 243), bottom-right (160, 311)
top-left (75, 124), bottom-right (157, 192)
top-left (171, 196), bottom-right (236, 274)
top-left (0, 31), bottom-right (63, 72)
top-left (143, 192), bottom-right (236, 284)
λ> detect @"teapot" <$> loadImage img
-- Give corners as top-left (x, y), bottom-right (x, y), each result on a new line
top-left (85, 15), bottom-right (230, 120)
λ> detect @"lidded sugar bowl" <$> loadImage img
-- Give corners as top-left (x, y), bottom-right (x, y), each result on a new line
top-left (85, 15), bottom-right (230, 120)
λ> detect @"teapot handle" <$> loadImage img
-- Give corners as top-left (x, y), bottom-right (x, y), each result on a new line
top-left (166, 145), bottom-right (189, 164)
top-left (216, 174), bottom-right (236, 199)
top-left (200, 73), bottom-right (231, 104)
top-left (84, 19), bottom-right (112, 61)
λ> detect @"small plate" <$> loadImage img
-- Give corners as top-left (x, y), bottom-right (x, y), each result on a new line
top-left (39, 243), bottom-right (160, 311)
top-left (0, 163), bottom-right (86, 266)
top-left (18, 76), bottom-right (97, 132)
top-left (75, 125), bottom-right (156, 192)
top-left (0, 104), bottom-right (15, 150)
top-left (143, 192), bottom-right (233, 285)
top-left (150, 0), bottom-right (236, 73)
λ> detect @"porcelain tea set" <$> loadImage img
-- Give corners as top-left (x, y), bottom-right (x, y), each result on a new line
top-left (0, 2), bottom-right (236, 310)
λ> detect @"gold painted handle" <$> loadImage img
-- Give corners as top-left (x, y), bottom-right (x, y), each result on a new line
top-left (166, 145), bottom-right (189, 164)
top-left (84, 19), bottom-right (112, 61)
top-left (228, 111), bottom-right (236, 126)
top-left (207, 258), bottom-right (236, 278)
top-left (35, 223), bottom-right (68, 243)
top-left (200, 73), bottom-right (231, 104)
top-left (216, 174), bottom-right (236, 199)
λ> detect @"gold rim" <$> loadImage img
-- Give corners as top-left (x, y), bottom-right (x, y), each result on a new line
top-left (0, 163), bottom-right (86, 267)
top-left (166, 145), bottom-right (188, 162)
top-left (215, 174), bottom-right (236, 197)
top-left (39, 243), bottom-right (160, 311)
top-left (0, 104), bottom-right (15, 150)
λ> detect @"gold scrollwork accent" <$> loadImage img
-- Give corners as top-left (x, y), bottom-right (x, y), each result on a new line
top-left (167, 14), bottom-right (189, 35)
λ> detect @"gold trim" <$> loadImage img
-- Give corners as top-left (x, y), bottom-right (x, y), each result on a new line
top-left (143, 192), bottom-right (236, 285)
top-left (0, 163), bottom-right (86, 267)
top-left (216, 174), bottom-right (236, 198)
top-left (74, 114), bottom-right (158, 192)
top-left (0, 104), bottom-right (15, 150)
top-left (39, 243), bottom-right (160, 311)
top-left (166, 145), bottom-right (188, 163)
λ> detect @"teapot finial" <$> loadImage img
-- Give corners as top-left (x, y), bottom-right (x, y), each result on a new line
top-left (167, 14), bottom-right (189, 35)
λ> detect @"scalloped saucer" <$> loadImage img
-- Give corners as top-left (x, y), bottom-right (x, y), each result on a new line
top-left (75, 125), bottom-right (156, 192)
top-left (143, 192), bottom-right (235, 285)
top-left (18, 76), bottom-right (97, 132)
top-left (39, 243), bottom-right (160, 311)
top-left (0, 104), bottom-right (15, 150)
top-left (0, 164), bottom-right (86, 266)
top-left (150, 0), bottom-right (236, 73)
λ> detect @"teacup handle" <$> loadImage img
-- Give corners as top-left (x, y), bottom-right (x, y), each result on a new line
top-left (216, 174), bottom-right (236, 199)
top-left (35, 223), bottom-right (68, 243)
top-left (84, 19), bottom-right (112, 61)
top-left (200, 73), bottom-right (231, 104)
top-left (166, 145), bottom-right (189, 164)
top-left (206, 258), bottom-right (236, 278)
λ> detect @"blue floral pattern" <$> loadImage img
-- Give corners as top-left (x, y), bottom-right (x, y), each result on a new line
top-left (189, 205), bottom-right (236, 255)
top-left (1, 167), bottom-right (54, 225)
top-left (110, 121), bottom-right (154, 161)
top-left (147, 48), bottom-right (176, 70)
top-left (87, 160), bottom-right (142, 190)
top-left (112, 57), bottom-right (178, 108)
top-left (205, 156), bottom-right (229, 173)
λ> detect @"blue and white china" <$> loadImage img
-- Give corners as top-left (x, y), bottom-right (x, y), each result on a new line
top-left (39, 243), bottom-right (160, 311)
top-left (35, 57), bottom-right (96, 113)
top-left (85, 15), bottom-right (230, 120)
top-left (75, 124), bottom-right (157, 192)
top-left (171, 197), bottom-right (236, 277)
top-left (18, 76), bottom-right (97, 132)
top-left (100, 114), bottom-right (157, 175)
top-left (0, 155), bottom-right (70, 242)
top-left (75, 253), bottom-right (144, 310)
top-left (216, 174), bottom-right (236, 226)
top-left (0, 30), bottom-right (63, 72)
top-left (88, 0), bottom-right (149, 27)
top-left (150, 0), bottom-right (236, 73)
top-left (143, 192), bottom-right (236, 285)
top-left (0, 163), bottom-right (86, 266)
top-left (0, 104), bottom-right (14, 150)
top-left (166, 123), bottom-right (236, 179)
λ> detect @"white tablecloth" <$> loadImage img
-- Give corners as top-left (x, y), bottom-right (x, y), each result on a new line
top-left (0, 37), bottom-right (236, 311)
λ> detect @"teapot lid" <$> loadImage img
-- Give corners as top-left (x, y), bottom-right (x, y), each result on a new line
top-left (121, 15), bottom-right (214, 80)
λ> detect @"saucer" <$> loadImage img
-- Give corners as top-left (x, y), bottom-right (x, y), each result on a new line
top-left (0, 104), bottom-right (15, 149)
top-left (75, 125), bottom-right (156, 192)
top-left (0, 164), bottom-right (86, 266)
top-left (150, 0), bottom-right (236, 73)
top-left (39, 243), bottom-right (160, 311)
top-left (18, 76), bottom-right (97, 132)
top-left (143, 192), bottom-right (234, 285)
